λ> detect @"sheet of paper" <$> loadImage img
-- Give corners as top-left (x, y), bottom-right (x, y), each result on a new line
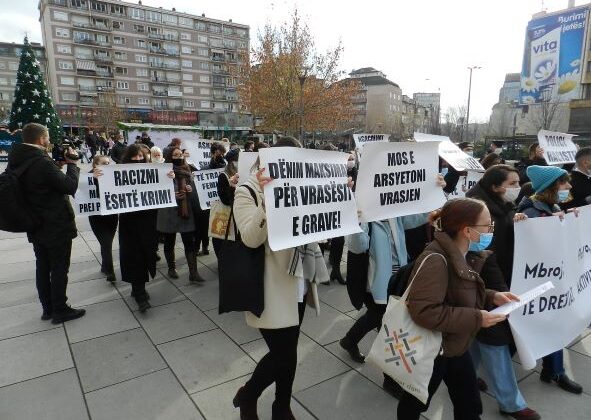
top-left (491, 281), bottom-right (554, 316)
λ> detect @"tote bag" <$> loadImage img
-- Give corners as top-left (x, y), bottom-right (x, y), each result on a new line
top-left (367, 253), bottom-right (446, 404)
top-left (208, 200), bottom-right (235, 240)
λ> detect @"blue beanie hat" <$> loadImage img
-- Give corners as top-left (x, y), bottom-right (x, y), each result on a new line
top-left (526, 165), bottom-right (567, 193)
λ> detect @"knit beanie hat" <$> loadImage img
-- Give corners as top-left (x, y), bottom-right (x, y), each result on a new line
top-left (526, 165), bottom-right (567, 193)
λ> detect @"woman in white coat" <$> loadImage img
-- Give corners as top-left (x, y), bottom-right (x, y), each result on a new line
top-left (232, 137), bottom-right (324, 420)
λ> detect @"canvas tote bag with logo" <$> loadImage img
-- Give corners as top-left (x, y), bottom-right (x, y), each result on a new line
top-left (367, 253), bottom-right (446, 404)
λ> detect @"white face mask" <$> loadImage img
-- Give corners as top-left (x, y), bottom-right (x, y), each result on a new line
top-left (347, 160), bottom-right (355, 170)
top-left (503, 187), bottom-right (520, 203)
top-left (466, 151), bottom-right (474, 157)
top-left (493, 148), bottom-right (502, 155)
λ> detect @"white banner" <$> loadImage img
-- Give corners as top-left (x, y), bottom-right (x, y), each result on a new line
top-left (446, 171), bottom-right (484, 199)
top-left (353, 133), bottom-right (389, 150)
top-left (413, 132), bottom-right (451, 143)
top-left (194, 168), bottom-right (224, 210)
top-left (98, 163), bottom-right (176, 215)
top-left (128, 129), bottom-right (200, 150)
top-left (355, 142), bottom-right (445, 223)
top-left (509, 206), bottom-right (591, 369)
top-left (258, 147), bottom-right (361, 251)
top-left (414, 132), bottom-right (484, 171)
top-left (537, 130), bottom-right (578, 165)
top-left (237, 151), bottom-right (258, 186)
top-left (74, 174), bottom-right (101, 216)
top-left (182, 139), bottom-right (229, 170)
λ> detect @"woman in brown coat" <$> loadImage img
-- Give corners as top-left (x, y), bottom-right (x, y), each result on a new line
top-left (397, 198), bottom-right (519, 420)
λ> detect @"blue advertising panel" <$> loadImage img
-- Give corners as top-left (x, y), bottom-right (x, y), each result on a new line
top-left (520, 6), bottom-right (589, 104)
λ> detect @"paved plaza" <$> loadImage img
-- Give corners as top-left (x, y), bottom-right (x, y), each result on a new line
top-left (0, 169), bottom-right (590, 419)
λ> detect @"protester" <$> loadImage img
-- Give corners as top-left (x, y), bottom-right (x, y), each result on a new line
top-left (140, 131), bottom-right (154, 148)
top-left (480, 153), bottom-right (503, 170)
top-left (85, 130), bottom-right (98, 158)
top-left (212, 148), bottom-right (240, 257)
top-left (209, 142), bottom-right (227, 169)
top-left (157, 147), bottom-right (204, 283)
top-left (232, 137), bottom-right (323, 419)
top-left (244, 140), bottom-right (254, 152)
top-left (517, 143), bottom-right (547, 184)
top-left (397, 197), bottom-right (519, 419)
top-left (163, 138), bottom-right (182, 162)
top-left (150, 146), bottom-right (165, 164)
top-left (485, 140), bottom-right (505, 161)
top-left (443, 142), bottom-right (472, 194)
top-left (89, 155), bottom-right (118, 283)
top-left (516, 165), bottom-right (583, 395)
top-left (110, 134), bottom-right (126, 164)
top-left (7, 123), bottom-right (85, 323)
top-left (564, 146), bottom-right (591, 209)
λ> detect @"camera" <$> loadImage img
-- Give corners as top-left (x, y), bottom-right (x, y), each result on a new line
top-left (52, 140), bottom-right (80, 162)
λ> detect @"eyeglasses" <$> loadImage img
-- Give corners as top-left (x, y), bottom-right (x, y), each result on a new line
top-left (470, 222), bottom-right (495, 233)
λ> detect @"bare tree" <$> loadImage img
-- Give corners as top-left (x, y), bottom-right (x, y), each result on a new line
top-left (526, 92), bottom-right (566, 132)
top-left (441, 105), bottom-right (466, 142)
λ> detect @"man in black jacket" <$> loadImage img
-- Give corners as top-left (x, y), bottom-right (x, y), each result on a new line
top-left (110, 134), bottom-right (127, 164)
top-left (564, 147), bottom-right (591, 209)
top-left (7, 123), bottom-right (86, 323)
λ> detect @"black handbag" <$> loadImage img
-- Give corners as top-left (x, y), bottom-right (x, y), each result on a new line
top-left (218, 184), bottom-right (265, 317)
top-left (345, 223), bottom-right (372, 310)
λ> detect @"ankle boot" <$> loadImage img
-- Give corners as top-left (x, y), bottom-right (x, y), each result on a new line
top-left (232, 386), bottom-right (259, 420)
top-left (164, 249), bottom-right (179, 279)
top-left (185, 250), bottom-right (205, 283)
top-left (271, 400), bottom-right (295, 420)
top-left (330, 268), bottom-right (346, 285)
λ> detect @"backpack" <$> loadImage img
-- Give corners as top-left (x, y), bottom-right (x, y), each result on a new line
top-left (387, 260), bottom-right (416, 298)
top-left (0, 158), bottom-right (42, 233)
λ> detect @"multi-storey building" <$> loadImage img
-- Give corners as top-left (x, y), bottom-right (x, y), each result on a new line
top-left (488, 73), bottom-right (521, 137)
top-left (401, 95), bottom-right (433, 137)
top-left (38, 0), bottom-right (250, 131)
top-left (412, 92), bottom-right (440, 110)
top-left (0, 42), bottom-right (46, 123)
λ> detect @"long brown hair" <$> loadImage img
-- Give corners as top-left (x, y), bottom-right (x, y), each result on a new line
top-left (121, 143), bottom-right (151, 163)
top-left (533, 174), bottom-right (570, 205)
top-left (430, 198), bottom-right (486, 238)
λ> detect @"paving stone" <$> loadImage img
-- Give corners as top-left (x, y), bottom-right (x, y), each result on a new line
top-left (67, 259), bottom-right (116, 283)
top-left (86, 369), bottom-right (203, 420)
top-left (158, 329), bottom-right (255, 394)
top-left (0, 328), bottom-right (73, 387)
top-left (0, 280), bottom-right (39, 308)
top-left (0, 262), bottom-right (37, 284)
top-left (205, 308), bottom-right (261, 345)
top-left (423, 382), bottom-right (505, 420)
top-left (137, 300), bottom-right (216, 344)
top-left (571, 331), bottom-right (591, 356)
top-left (192, 376), bottom-right (315, 420)
top-left (64, 299), bottom-right (139, 343)
top-left (117, 276), bottom-right (185, 309)
top-left (242, 333), bottom-right (350, 393)
top-left (318, 282), bottom-right (355, 312)
top-left (180, 277), bottom-right (220, 312)
top-left (0, 302), bottom-right (60, 341)
top-left (0, 231), bottom-right (26, 240)
top-left (0, 237), bottom-right (36, 263)
top-left (0, 369), bottom-right (88, 420)
top-left (67, 278), bottom-right (120, 307)
top-left (72, 328), bottom-right (166, 392)
top-left (300, 301), bottom-right (356, 345)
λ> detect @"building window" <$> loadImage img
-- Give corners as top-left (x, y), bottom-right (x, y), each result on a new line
top-left (199, 61), bottom-right (209, 70)
top-left (183, 73), bottom-right (193, 81)
top-left (58, 61), bottom-right (74, 70)
top-left (114, 51), bottom-right (127, 60)
top-left (146, 11), bottom-right (161, 23)
top-left (197, 34), bottom-right (207, 44)
top-left (182, 60), bottom-right (192, 68)
top-left (196, 21), bottom-right (206, 31)
top-left (91, 1), bottom-right (107, 13)
top-left (137, 82), bottom-right (149, 91)
top-left (199, 75), bottom-right (210, 83)
top-left (135, 54), bottom-right (147, 63)
top-left (197, 48), bottom-right (208, 57)
top-left (136, 68), bottom-right (148, 77)
top-left (56, 28), bottom-right (70, 38)
top-left (180, 32), bottom-right (191, 41)
top-left (163, 14), bottom-right (177, 25)
top-left (133, 24), bottom-right (145, 33)
top-left (115, 66), bottom-right (128, 75)
top-left (71, 0), bottom-right (86, 8)
top-left (113, 36), bottom-right (125, 45)
top-left (110, 4), bottom-right (124, 15)
top-left (223, 39), bottom-right (236, 48)
top-left (128, 8), bottom-right (145, 20)
top-left (210, 38), bottom-right (223, 48)
top-left (62, 92), bottom-right (76, 101)
top-left (179, 17), bottom-right (193, 27)
top-left (185, 100), bottom-right (195, 108)
top-left (136, 39), bottom-right (146, 48)
top-left (116, 81), bottom-right (129, 90)
top-left (200, 87), bottom-right (210, 95)
top-left (138, 97), bottom-right (150, 105)
top-left (53, 11), bottom-right (68, 21)
top-left (118, 96), bottom-right (131, 104)
top-left (209, 24), bottom-right (220, 33)
top-left (57, 44), bottom-right (71, 54)
top-left (112, 21), bottom-right (124, 30)
top-left (61, 76), bottom-right (75, 86)
top-left (0, 78), bottom-right (7, 85)
top-left (200, 100), bottom-right (210, 108)
top-left (8, 62), bottom-right (18, 71)
top-left (181, 46), bottom-right (192, 54)
top-left (184, 86), bottom-right (194, 94)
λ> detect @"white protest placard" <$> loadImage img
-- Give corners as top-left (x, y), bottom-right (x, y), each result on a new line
top-left (98, 163), bottom-right (176, 215)
top-left (414, 132), bottom-right (484, 171)
top-left (183, 139), bottom-right (229, 170)
top-left (237, 152), bottom-right (258, 186)
top-left (537, 130), bottom-right (578, 165)
top-left (353, 133), bottom-right (389, 151)
top-left (446, 171), bottom-right (484, 199)
top-left (491, 281), bottom-right (554, 316)
top-left (509, 207), bottom-right (591, 369)
top-left (258, 147), bottom-right (362, 251)
top-left (128, 129), bottom-right (200, 150)
top-left (355, 141), bottom-right (445, 223)
top-left (194, 168), bottom-right (224, 210)
top-left (74, 174), bottom-right (101, 216)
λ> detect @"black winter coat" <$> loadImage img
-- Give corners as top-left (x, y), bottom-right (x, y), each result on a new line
top-left (8, 143), bottom-right (79, 246)
top-left (110, 142), bottom-right (127, 163)
top-left (466, 182), bottom-right (516, 283)
top-left (118, 209), bottom-right (157, 283)
top-left (564, 170), bottom-right (591, 209)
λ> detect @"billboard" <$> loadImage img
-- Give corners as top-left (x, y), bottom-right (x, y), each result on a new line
top-left (519, 6), bottom-right (589, 104)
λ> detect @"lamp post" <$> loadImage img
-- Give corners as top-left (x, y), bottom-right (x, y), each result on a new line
top-left (464, 65), bottom-right (481, 141)
top-left (298, 69), bottom-right (308, 143)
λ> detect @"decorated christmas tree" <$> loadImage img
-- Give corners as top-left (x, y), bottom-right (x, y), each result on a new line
top-left (8, 37), bottom-right (64, 144)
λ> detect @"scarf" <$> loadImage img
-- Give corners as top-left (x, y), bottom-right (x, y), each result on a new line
top-left (288, 243), bottom-right (329, 284)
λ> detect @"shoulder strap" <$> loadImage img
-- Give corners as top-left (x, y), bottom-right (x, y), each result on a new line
top-left (241, 183), bottom-right (258, 206)
top-left (225, 183), bottom-right (259, 242)
top-left (401, 252), bottom-right (447, 301)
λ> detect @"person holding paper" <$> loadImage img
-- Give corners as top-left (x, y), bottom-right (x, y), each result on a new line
top-left (231, 137), bottom-right (322, 420)
top-left (212, 148), bottom-right (240, 258)
top-left (397, 198), bottom-right (519, 420)
top-left (517, 143), bottom-right (547, 185)
top-left (516, 166), bottom-right (583, 395)
top-left (443, 142), bottom-right (472, 195)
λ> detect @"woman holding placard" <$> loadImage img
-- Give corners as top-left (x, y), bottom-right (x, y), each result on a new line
top-left (516, 166), bottom-right (583, 395)
top-left (211, 148), bottom-right (240, 258)
top-left (397, 198), bottom-right (519, 419)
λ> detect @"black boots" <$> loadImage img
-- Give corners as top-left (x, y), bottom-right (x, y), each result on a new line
top-left (185, 250), bottom-right (205, 283)
top-left (271, 400), bottom-right (295, 420)
top-left (540, 371), bottom-right (583, 394)
top-left (330, 268), bottom-right (346, 285)
top-left (51, 306), bottom-right (86, 324)
top-left (339, 336), bottom-right (365, 363)
top-left (233, 386), bottom-right (259, 420)
top-left (164, 249), bottom-right (179, 279)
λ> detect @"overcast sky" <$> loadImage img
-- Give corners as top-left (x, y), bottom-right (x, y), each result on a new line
top-left (0, 0), bottom-right (586, 121)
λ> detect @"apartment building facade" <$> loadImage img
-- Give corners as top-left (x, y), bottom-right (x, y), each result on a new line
top-left (0, 42), bottom-right (46, 123)
top-left (38, 0), bottom-right (250, 130)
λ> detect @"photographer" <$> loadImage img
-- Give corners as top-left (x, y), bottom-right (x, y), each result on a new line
top-left (7, 123), bottom-right (85, 324)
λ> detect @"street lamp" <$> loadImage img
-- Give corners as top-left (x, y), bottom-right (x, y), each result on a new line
top-left (464, 65), bottom-right (481, 141)
top-left (298, 67), bottom-right (309, 143)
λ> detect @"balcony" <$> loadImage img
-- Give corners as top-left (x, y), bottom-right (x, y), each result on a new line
top-left (96, 85), bottom-right (114, 92)
top-left (49, 0), bottom-right (68, 6)
top-left (211, 55), bottom-right (225, 62)
top-left (72, 22), bottom-right (111, 32)
top-left (150, 76), bottom-right (181, 84)
top-left (78, 85), bottom-right (97, 92)
top-left (153, 104), bottom-right (183, 111)
top-left (80, 99), bottom-right (99, 107)
top-left (153, 91), bottom-right (168, 97)
top-left (94, 56), bottom-right (113, 64)
top-left (149, 47), bottom-right (179, 57)
top-left (149, 62), bottom-right (180, 70)
top-left (213, 81), bottom-right (226, 87)
top-left (167, 91), bottom-right (182, 98)
top-left (96, 71), bottom-right (114, 79)
top-left (148, 33), bottom-right (166, 40)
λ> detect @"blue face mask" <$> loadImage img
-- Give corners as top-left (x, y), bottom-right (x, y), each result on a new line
top-left (468, 231), bottom-right (493, 252)
top-left (557, 189), bottom-right (570, 203)
top-left (441, 167), bottom-right (449, 177)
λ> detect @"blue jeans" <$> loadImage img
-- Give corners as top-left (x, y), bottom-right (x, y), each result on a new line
top-left (470, 341), bottom-right (527, 413)
top-left (542, 350), bottom-right (565, 377)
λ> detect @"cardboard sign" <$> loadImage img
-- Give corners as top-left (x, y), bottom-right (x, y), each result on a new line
top-left (74, 174), bottom-right (101, 216)
top-left (537, 130), bottom-right (578, 165)
top-left (183, 140), bottom-right (229, 170)
top-left (194, 168), bottom-right (224, 210)
top-left (353, 133), bottom-right (389, 150)
top-left (258, 147), bottom-right (361, 251)
top-left (446, 171), bottom-right (484, 199)
top-left (414, 132), bottom-right (484, 171)
top-left (98, 163), bottom-right (176, 215)
top-left (237, 151), bottom-right (258, 186)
